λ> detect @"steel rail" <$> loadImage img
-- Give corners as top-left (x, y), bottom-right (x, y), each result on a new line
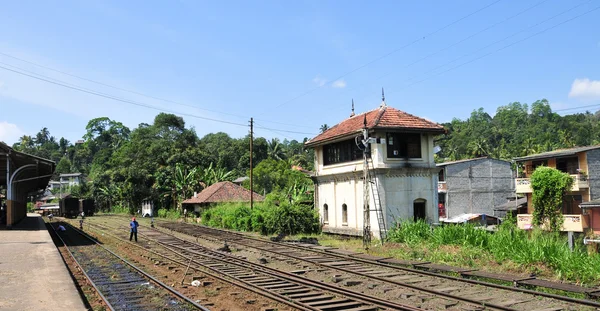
top-left (59, 221), bottom-right (210, 311)
top-left (148, 230), bottom-right (512, 311)
top-left (48, 221), bottom-right (115, 311)
top-left (90, 221), bottom-right (431, 311)
top-left (86, 222), bottom-right (315, 311)
top-left (159, 220), bottom-right (600, 308)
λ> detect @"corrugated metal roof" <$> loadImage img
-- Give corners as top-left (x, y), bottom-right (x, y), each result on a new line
top-left (437, 156), bottom-right (493, 167)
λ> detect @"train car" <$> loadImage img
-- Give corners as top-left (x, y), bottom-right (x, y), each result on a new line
top-left (60, 197), bottom-right (80, 218)
top-left (80, 199), bottom-right (96, 216)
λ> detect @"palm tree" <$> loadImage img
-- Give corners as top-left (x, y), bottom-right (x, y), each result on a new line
top-left (319, 124), bottom-right (329, 133)
top-left (267, 138), bottom-right (285, 160)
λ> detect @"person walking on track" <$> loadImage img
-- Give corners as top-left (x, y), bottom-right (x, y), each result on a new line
top-left (129, 217), bottom-right (139, 242)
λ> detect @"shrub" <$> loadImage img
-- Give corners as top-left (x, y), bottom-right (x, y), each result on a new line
top-left (201, 201), bottom-right (320, 235)
top-left (157, 208), bottom-right (180, 219)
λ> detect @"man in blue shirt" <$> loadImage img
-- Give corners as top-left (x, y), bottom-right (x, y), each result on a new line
top-left (129, 217), bottom-right (139, 242)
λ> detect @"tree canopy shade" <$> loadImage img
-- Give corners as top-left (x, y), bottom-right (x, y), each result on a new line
top-left (530, 167), bottom-right (574, 232)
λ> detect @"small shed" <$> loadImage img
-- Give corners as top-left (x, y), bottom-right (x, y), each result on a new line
top-left (182, 181), bottom-right (264, 214)
top-left (493, 197), bottom-right (527, 218)
top-left (440, 213), bottom-right (501, 226)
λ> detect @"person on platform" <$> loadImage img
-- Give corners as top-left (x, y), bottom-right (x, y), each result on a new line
top-left (129, 217), bottom-right (139, 242)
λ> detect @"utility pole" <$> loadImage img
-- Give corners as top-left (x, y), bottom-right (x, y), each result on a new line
top-left (250, 117), bottom-right (254, 209)
top-left (362, 115), bottom-right (371, 250)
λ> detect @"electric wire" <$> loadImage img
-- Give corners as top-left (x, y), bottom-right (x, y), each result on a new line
top-left (265, 0), bottom-right (504, 111)
top-left (387, 1), bottom-right (600, 97)
top-left (0, 51), bottom-right (314, 129)
top-left (341, 0), bottom-right (552, 96)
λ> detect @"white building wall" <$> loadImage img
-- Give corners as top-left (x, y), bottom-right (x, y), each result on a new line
top-left (314, 131), bottom-right (439, 239)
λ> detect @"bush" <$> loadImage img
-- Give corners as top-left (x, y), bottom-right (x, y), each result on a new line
top-left (201, 201), bottom-right (321, 235)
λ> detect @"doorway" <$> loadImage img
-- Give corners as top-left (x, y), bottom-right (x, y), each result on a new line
top-left (414, 199), bottom-right (426, 221)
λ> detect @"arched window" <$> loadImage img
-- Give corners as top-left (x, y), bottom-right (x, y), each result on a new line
top-left (323, 204), bottom-right (329, 223)
top-left (342, 204), bottom-right (348, 224)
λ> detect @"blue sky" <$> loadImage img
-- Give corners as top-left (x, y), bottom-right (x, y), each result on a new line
top-left (1, 0), bottom-right (599, 145)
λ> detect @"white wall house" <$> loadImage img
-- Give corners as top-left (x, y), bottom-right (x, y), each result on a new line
top-left (305, 101), bottom-right (445, 239)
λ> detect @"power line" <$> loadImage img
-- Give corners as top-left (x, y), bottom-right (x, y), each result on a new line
top-left (341, 0), bottom-right (552, 96)
top-left (0, 64), bottom-right (247, 128)
top-left (0, 62), bottom-right (322, 135)
top-left (389, 1), bottom-right (599, 96)
top-left (265, 0), bottom-right (504, 112)
top-left (0, 51), bottom-right (314, 129)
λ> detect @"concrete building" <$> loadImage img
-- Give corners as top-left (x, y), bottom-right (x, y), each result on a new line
top-left (59, 173), bottom-right (83, 188)
top-left (305, 100), bottom-right (445, 239)
top-left (437, 157), bottom-right (514, 219)
top-left (514, 145), bottom-right (600, 233)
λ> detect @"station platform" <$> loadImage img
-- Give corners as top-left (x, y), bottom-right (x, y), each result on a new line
top-left (0, 213), bottom-right (87, 311)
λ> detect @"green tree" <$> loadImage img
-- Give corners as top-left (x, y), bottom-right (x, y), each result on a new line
top-left (55, 157), bottom-right (71, 176)
top-left (530, 167), bottom-right (574, 232)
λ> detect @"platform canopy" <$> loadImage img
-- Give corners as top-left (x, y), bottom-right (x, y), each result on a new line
top-left (0, 142), bottom-right (55, 227)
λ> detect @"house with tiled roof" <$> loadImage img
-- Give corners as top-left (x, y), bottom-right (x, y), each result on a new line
top-left (182, 181), bottom-right (264, 213)
top-left (513, 145), bottom-right (600, 234)
top-left (437, 157), bottom-right (514, 220)
top-left (305, 96), bottom-right (445, 238)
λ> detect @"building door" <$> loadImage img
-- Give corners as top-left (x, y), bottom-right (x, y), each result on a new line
top-left (414, 199), bottom-right (426, 221)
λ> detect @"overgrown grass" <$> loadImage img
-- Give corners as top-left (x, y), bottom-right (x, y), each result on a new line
top-left (157, 208), bottom-right (181, 220)
top-left (201, 202), bottom-right (321, 235)
top-left (387, 217), bottom-right (600, 286)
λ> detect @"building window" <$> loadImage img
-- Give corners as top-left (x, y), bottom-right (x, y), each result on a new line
top-left (323, 139), bottom-right (362, 166)
top-left (323, 204), bottom-right (329, 223)
top-left (438, 168), bottom-right (445, 182)
top-left (342, 204), bottom-right (348, 225)
top-left (556, 157), bottom-right (579, 175)
top-left (386, 133), bottom-right (421, 159)
top-left (526, 160), bottom-right (548, 175)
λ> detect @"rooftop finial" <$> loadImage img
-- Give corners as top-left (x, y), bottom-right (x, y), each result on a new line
top-left (381, 87), bottom-right (386, 107)
top-left (350, 99), bottom-right (355, 117)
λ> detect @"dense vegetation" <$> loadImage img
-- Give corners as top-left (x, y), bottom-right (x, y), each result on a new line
top-left (435, 99), bottom-right (600, 162)
top-left (10, 114), bottom-right (314, 213)
top-left (387, 219), bottom-right (600, 286)
top-left (201, 199), bottom-right (321, 235)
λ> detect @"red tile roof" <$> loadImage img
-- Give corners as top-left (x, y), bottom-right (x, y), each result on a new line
top-left (305, 106), bottom-right (445, 147)
top-left (182, 181), bottom-right (264, 204)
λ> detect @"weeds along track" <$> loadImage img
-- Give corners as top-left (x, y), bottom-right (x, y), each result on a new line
top-left (147, 218), bottom-right (600, 311)
top-left (49, 221), bottom-right (209, 311)
top-left (87, 218), bottom-right (501, 311)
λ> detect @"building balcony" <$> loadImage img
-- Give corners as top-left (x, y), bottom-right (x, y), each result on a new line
top-left (517, 214), bottom-right (589, 232)
top-left (438, 181), bottom-right (447, 192)
top-left (515, 175), bottom-right (589, 194)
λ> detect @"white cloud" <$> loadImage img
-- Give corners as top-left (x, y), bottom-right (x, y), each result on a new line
top-left (568, 78), bottom-right (600, 100)
top-left (312, 75), bottom-right (327, 87)
top-left (0, 122), bottom-right (25, 145)
top-left (332, 79), bottom-right (346, 88)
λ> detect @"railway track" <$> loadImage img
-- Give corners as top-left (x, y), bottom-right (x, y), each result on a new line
top-left (86, 219), bottom-right (499, 311)
top-left (48, 221), bottom-right (209, 311)
top-left (147, 218), bottom-right (600, 311)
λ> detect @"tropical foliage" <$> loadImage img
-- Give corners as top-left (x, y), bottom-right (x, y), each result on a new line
top-left (530, 167), bottom-right (574, 232)
top-left (436, 100), bottom-right (600, 162)
top-left (388, 219), bottom-right (600, 285)
top-left (8, 113), bottom-right (315, 213)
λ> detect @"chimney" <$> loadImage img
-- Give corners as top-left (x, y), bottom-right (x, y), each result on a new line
top-left (194, 192), bottom-right (197, 198)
